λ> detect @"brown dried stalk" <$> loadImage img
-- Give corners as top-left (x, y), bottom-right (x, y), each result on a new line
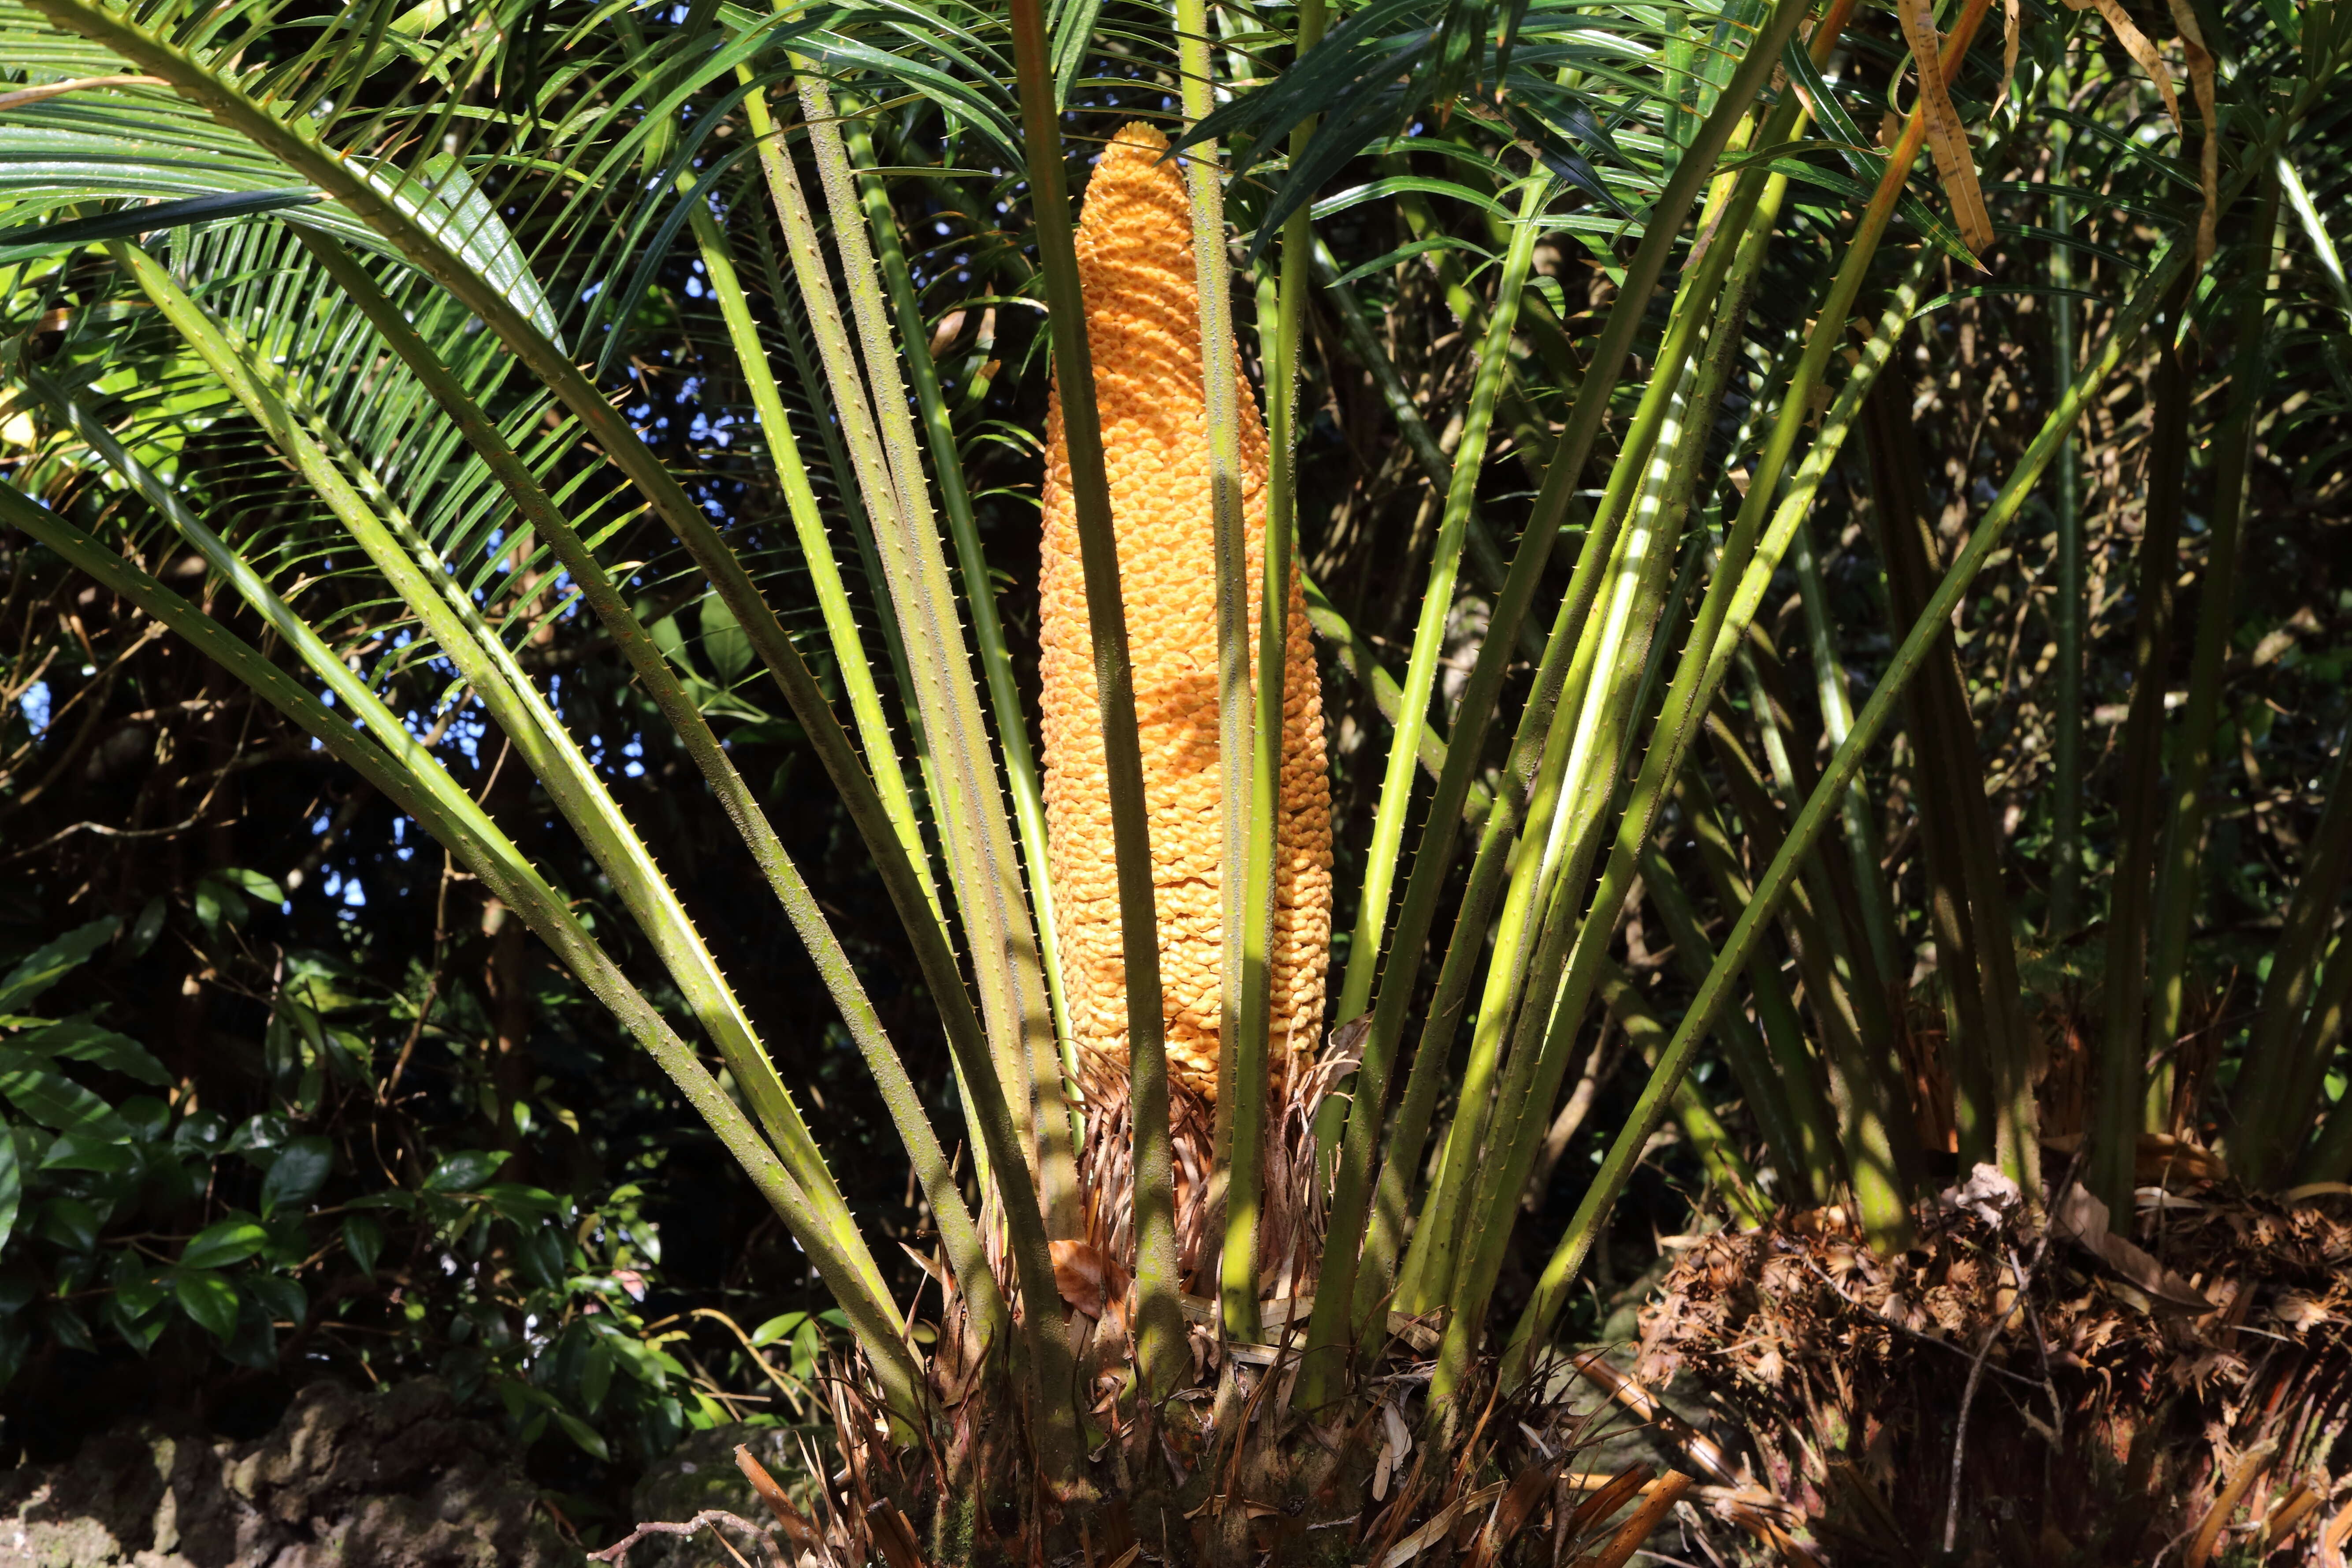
top-left (587, 1510), bottom-right (784, 1568)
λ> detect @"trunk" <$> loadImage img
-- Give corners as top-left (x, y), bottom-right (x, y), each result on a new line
top-left (2092, 293), bottom-right (2193, 1218)
top-left (1861, 379), bottom-right (2038, 1190)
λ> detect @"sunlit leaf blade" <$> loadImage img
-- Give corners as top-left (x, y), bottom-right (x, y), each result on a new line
top-left (353, 152), bottom-right (563, 348)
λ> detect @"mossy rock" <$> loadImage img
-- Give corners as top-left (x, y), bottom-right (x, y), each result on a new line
top-left (0, 1379), bottom-right (572, 1567)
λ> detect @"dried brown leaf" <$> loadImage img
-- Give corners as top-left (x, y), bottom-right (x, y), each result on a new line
top-left (862, 1502), bottom-right (925, 1568)
top-left (2052, 1185), bottom-right (2217, 1315)
top-left (1377, 1492), bottom-right (1465, 1568)
top-left (1051, 1238), bottom-right (1130, 1322)
top-left (2070, 0), bottom-right (2182, 130)
top-left (1897, 0), bottom-right (1995, 259)
top-left (1466, 1454), bottom-right (1560, 1568)
top-left (1994, 0), bottom-right (2020, 116)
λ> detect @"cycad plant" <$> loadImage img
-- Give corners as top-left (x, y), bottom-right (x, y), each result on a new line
top-left (3, 0), bottom-right (2350, 1552)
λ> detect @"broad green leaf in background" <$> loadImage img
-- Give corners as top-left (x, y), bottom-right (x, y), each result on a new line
top-left (748, 1309), bottom-right (808, 1347)
top-left (423, 1149), bottom-right (505, 1192)
top-left (556, 1409), bottom-right (611, 1460)
top-left (259, 1136), bottom-right (333, 1217)
top-left (216, 868), bottom-right (286, 904)
top-left (245, 1273), bottom-right (307, 1324)
top-left (699, 591), bottom-right (753, 685)
top-left (115, 1301), bottom-right (170, 1354)
top-left (180, 1218), bottom-right (270, 1271)
top-left (118, 1097), bottom-right (168, 1141)
top-left (173, 1268), bottom-right (240, 1341)
top-left (581, 1340), bottom-right (614, 1412)
top-left (37, 1132), bottom-right (139, 1175)
top-left (0, 917), bottom-right (117, 1015)
top-left (342, 1213), bottom-right (384, 1275)
top-left (49, 1302), bottom-right (95, 1353)
top-left (16, 1018), bottom-right (170, 1085)
top-left (480, 1183), bottom-right (561, 1222)
top-left (0, 1052), bottom-right (132, 1140)
top-left (111, 1255), bottom-right (169, 1319)
top-left (34, 1195), bottom-right (101, 1253)
top-left (515, 1225), bottom-right (565, 1288)
top-left (126, 898), bottom-right (166, 958)
top-left (108, 1254), bottom-right (170, 1352)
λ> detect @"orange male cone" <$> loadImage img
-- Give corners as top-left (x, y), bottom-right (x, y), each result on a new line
top-left (1037, 123), bottom-right (1332, 1101)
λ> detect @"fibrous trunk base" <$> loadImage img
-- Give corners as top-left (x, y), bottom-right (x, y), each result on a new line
top-left (1634, 1178), bottom-right (2352, 1562)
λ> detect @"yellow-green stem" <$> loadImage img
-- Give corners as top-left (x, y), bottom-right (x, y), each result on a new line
top-left (1171, 0), bottom-right (1262, 1341)
top-left (836, 103), bottom-right (1078, 1084)
top-left (1007, 0), bottom-right (1185, 1404)
top-left (1299, 0), bottom-right (1821, 1411)
top-left (1500, 225), bottom-right (2203, 1387)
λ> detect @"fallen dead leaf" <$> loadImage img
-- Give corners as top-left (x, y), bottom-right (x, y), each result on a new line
top-left (1379, 1483), bottom-right (1505, 1568)
top-left (1050, 1239), bottom-right (1129, 1322)
top-left (2051, 1184), bottom-right (2216, 1315)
